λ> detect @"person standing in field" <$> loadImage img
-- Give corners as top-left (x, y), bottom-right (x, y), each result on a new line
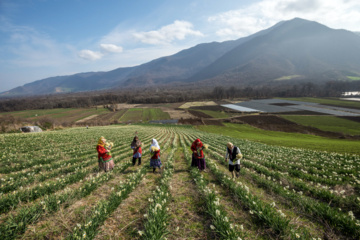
top-left (149, 139), bottom-right (162, 173)
top-left (131, 136), bottom-right (142, 166)
top-left (96, 136), bottom-right (115, 172)
top-left (225, 142), bottom-right (242, 178)
top-left (191, 138), bottom-right (207, 171)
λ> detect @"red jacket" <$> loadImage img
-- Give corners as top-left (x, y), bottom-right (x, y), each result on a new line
top-left (131, 140), bottom-right (142, 155)
top-left (151, 149), bottom-right (160, 160)
top-left (132, 146), bottom-right (142, 155)
top-left (97, 145), bottom-right (112, 162)
top-left (191, 139), bottom-right (204, 159)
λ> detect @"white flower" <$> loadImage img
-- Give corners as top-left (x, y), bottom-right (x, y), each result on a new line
top-left (138, 230), bottom-right (144, 236)
top-left (348, 211), bottom-right (355, 220)
top-left (210, 225), bottom-right (215, 230)
top-left (155, 203), bottom-right (162, 211)
top-left (216, 209), bottom-right (220, 216)
top-left (176, 226), bottom-right (179, 231)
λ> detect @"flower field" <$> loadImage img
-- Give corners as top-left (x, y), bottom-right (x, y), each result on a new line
top-left (0, 124), bottom-right (359, 239)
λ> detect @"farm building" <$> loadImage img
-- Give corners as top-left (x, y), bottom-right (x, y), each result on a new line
top-left (20, 126), bottom-right (43, 133)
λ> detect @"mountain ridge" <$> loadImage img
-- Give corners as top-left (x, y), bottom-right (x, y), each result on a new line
top-left (3, 18), bottom-right (360, 96)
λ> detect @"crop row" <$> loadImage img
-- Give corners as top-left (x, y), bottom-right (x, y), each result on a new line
top-left (195, 132), bottom-right (360, 238)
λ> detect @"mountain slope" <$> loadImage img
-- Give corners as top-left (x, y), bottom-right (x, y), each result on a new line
top-left (189, 18), bottom-right (360, 85)
top-left (3, 18), bottom-right (360, 96)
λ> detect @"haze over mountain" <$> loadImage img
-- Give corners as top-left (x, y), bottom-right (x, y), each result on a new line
top-left (3, 18), bottom-right (360, 97)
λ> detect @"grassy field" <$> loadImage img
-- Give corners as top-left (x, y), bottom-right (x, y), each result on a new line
top-left (347, 76), bottom-right (360, 81)
top-left (281, 115), bottom-right (360, 135)
top-left (278, 97), bottom-right (360, 109)
top-left (0, 124), bottom-right (359, 240)
top-left (274, 75), bottom-right (302, 81)
top-left (0, 108), bottom-right (110, 121)
top-left (198, 123), bottom-right (360, 154)
top-left (142, 108), bottom-right (171, 121)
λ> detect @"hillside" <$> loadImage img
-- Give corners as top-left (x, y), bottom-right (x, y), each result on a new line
top-left (3, 18), bottom-right (360, 96)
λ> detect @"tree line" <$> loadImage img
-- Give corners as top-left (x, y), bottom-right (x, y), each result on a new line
top-left (0, 80), bottom-right (359, 112)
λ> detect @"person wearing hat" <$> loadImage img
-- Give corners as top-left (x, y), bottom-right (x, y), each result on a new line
top-left (96, 136), bottom-right (115, 172)
top-left (225, 142), bottom-right (242, 178)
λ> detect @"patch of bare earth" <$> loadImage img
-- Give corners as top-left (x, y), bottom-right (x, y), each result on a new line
top-left (179, 101), bottom-right (218, 109)
top-left (162, 108), bottom-right (194, 119)
top-left (114, 104), bottom-right (140, 109)
top-left (166, 149), bottom-right (213, 240)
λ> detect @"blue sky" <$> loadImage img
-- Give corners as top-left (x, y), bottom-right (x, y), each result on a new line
top-left (1, 0), bottom-right (360, 92)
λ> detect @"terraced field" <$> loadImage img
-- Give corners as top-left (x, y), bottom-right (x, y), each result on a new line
top-left (0, 125), bottom-right (359, 239)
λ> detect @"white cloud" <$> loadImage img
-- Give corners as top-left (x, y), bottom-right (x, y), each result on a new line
top-left (208, 0), bottom-right (360, 40)
top-left (100, 43), bottom-right (123, 53)
top-left (133, 20), bottom-right (204, 45)
top-left (78, 50), bottom-right (103, 61)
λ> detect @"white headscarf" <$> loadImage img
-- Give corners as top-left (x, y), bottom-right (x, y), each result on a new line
top-left (150, 138), bottom-right (160, 151)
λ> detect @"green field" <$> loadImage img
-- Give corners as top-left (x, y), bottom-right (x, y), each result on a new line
top-left (0, 124), bottom-right (359, 239)
top-left (281, 115), bottom-right (360, 135)
top-left (142, 108), bottom-right (171, 121)
top-left (278, 97), bottom-right (360, 109)
top-left (0, 108), bottom-right (110, 121)
top-left (198, 123), bottom-right (360, 154)
top-left (347, 76), bottom-right (360, 81)
top-left (274, 75), bottom-right (302, 81)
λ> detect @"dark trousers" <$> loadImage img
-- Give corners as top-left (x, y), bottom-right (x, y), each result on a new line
top-left (132, 157), bottom-right (141, 166)
top-left (198, 158), bottom-right (206, 171)
top-left (191, 153), bottom-right (197, 167)
top-left (192, 153), bottom-right (205, 170)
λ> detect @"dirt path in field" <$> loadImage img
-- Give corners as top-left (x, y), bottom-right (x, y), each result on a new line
top-left (200, 163), bottom-right (264, 239)
top-left (75, 114), bottom-right (98, 123)
top-left (22, 166), bottom-right (137, 239)
top-left (166, 149), bottom-right (213, 240)
top-left (94, 171), bottom-right (160, 240)
top-left (94, 152), bottom-right (170, 240)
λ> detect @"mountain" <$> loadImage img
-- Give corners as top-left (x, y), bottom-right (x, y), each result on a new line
top-left (3, 18), bottom-right (360, 96)
top-left (190, 18), bottom-right (360, 85)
